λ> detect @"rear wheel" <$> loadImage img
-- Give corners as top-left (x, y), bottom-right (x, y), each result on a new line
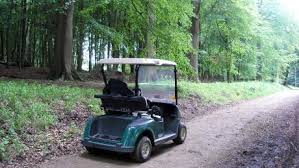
top-left (132, 136), bottom-right (152, 162)
top-left (85, 147), bottom-right (97, 154)
top-left (173, 124), bottom-right (187, 144)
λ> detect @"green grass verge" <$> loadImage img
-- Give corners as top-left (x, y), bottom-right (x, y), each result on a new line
top-left (0, 80), bottom-right (102, 161)
top-left (179, 81), bottom-right (287, 104)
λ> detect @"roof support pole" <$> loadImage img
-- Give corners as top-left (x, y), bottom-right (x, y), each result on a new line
top-left (101, 64), bottom-right (107, 86)
top-left (135, 65), bottom-right (140, 96)
top-left (174, 66), bottom-right (178, 105)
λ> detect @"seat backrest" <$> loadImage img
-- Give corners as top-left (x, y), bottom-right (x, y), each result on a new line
top-left (98, 95), bottom-right (148, 113)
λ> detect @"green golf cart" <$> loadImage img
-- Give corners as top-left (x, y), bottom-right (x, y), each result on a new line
top-left (81, 58), bottom-right (187, 162)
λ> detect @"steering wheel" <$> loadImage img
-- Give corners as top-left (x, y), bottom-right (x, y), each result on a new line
top-left (149, 106), bottom-right (163, 122)
top-left (132, 88), bottom-right (142, 96)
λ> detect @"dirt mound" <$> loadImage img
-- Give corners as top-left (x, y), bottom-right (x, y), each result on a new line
top-left (0, 65), bottom-right (49, 80)
top-left (178, 95), bottom-right (218, 121)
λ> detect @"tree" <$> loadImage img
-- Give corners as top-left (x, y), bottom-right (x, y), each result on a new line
top-left (189, 0), bottom-right (201, 80)
top-left (145, 0), bottom-right (155, 57)
top-left (76, 0), bottom-right (85, 72)
top-left (51, 0), bottom-right (76, 80)
top-left (1, 0), bottom-right (298, 83)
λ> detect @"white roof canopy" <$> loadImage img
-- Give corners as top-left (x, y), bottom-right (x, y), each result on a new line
top-left (98, 58), bottom-right (177, 66)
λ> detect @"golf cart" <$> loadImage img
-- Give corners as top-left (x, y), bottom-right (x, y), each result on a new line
top-left (81, 58), bottom-right (187, 162)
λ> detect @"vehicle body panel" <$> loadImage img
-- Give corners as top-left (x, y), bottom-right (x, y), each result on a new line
top-left (82, 112), bottom-right (177, 153)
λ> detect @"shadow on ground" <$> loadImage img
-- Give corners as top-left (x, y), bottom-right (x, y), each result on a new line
top-left (79, 142), bottom-right (177, 166)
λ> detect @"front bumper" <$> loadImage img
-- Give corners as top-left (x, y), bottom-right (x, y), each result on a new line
top-left (81, 139), bottom-right (134, 153)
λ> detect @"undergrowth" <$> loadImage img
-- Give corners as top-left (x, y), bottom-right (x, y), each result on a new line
top-left (0, 80), bottom-right (101, 161)
top-left (179, 81), bottom-right (287, 104)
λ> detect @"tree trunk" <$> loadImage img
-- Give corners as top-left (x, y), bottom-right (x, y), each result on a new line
top-left (51, 1), bottom-right (65, 79)
top-left (76, 0), bottom-right (84, 72)
top-left (189, 0), bottom-right (201, 80)
top-left (94, 34), bottom-right (98, 65)
top-left (47, 35), bottom-right (53, 68)
top-left (283, 67), bottom-right (290, 85)
top-left (107, 42), bottom-right (111, 58)
top-left (6, 24), bottom-right (10, 68)
top-left (88, 33), bottom-right (93, 72)
top-left (18, 0), bottom-right (28, 70)
top-left (256, 55), bottom-right (263, 81)
top-left (112, 43), bottom-right (120, 70)
top-left (5, 0), bottom-right (14, 68)
top-left (226, 54), bottom-right (233, 83)
top-left (76, 32), bottom-right (84, 71)
top-left (63, 2), bottom-right (74, 80)
top-left (42, 33), bottom-right (47, 67)
top-left (51, 1), bottom-right (76, 80)
top-left (0, 29), bottom-right (4, 61)
top-left (145, 0), bottom-right (155, 58)
top-left (32, 29), bottom-right (36, 66)
top-left (24, 23), bottom-right (31, 66)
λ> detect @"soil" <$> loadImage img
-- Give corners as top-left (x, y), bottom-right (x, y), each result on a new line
top-left (0, 65), bottom-right (49, 80)
top-left (179, 95), bottom-right (219, 122)
top-left (36, 90), bottom-right (299, 168)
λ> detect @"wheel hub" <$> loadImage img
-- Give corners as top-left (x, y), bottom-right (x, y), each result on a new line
top-left (181, 127), bottom-right (186, 140)
top-left (141, 141), bottom-right (151, 158)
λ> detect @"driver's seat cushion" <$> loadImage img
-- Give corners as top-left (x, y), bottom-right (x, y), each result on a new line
top-left (97, 95), bottom-right (148, 113)
top-left (103, 79), bottom-right (134, 96)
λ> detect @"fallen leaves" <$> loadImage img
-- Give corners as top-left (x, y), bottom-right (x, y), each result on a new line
top-left (1, 103), bottom-right (90, 168)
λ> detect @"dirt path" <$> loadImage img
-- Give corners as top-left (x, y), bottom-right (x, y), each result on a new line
top-left (41, 90), bottom-right (299, 168)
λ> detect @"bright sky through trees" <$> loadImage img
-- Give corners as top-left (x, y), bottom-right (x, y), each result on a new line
top-left (279, 0), bottom-right (299, 22)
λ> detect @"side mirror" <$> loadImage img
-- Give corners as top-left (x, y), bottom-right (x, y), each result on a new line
top-left (132, 88), bottom-right (142, 96)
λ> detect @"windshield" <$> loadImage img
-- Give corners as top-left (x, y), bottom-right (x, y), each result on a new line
top-left (138, 65), bottom-right (176, 103)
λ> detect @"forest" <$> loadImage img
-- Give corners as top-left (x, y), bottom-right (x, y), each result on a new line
top-left (0, 0), bottom-right (299, 83)
top-left (1, 0), bottom-right (299, 167)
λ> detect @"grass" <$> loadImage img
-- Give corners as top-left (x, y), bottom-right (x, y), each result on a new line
top-left (0, 80), bottom-right (287, 161)
top-left (0, 80), bottom-right (101, 161)
top-left (179, 81), bottom-right (287, 104)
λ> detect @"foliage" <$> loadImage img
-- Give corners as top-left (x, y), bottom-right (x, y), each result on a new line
top-left (0, 0), bottom-right (298, 81)
top-left (200, 0), bottom-right (299, 82)
top-left (77, 0), bottom-right (194, 76)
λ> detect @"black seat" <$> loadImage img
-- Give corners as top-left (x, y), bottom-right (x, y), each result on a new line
top-left (103, 79), bottom-right (134, 96)
top-left (95, 95), bottom-right (148, 113)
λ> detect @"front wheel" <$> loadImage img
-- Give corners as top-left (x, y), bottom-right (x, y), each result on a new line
top-left (173, 124), bottom-right (187, 144)
top-left (132, 136), bottom-right (152, 162)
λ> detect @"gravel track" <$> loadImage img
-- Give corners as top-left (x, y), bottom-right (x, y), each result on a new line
top-left (41, 90), bottom-right (299, 168)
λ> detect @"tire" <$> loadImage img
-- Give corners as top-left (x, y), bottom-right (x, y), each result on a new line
top-left (85, 147), bottom-right (97, 154)
top-left (132, 136), bottom-right (152, 162)
top-left (173, 124), bottom-right (187, 144)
